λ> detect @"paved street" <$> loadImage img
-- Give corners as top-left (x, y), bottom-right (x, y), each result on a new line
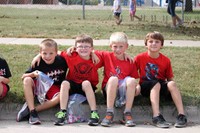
top-left (0, 120), bottom-right (200, 133)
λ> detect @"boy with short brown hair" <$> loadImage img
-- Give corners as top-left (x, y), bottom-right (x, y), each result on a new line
top-left (134, 31), bottom-right (187, 128)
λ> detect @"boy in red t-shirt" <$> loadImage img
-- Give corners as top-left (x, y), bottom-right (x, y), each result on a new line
top-left (54, 34), bottom-right (102, 126)
top-left (97, 32), bottom-right (139, 127)
top-left (134, 31), bottom-right (187, 128)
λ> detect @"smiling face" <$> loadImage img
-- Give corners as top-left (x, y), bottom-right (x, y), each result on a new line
top-left (40, 45), bottom-right (57, 64)
top-left (146, 38), bottom-right (163, 53)
top-left (110, 42), bottom-right (128, 59)
top-left (109, 32), bottom-right (129, 60)
top-left (76, 42), bottom-right (93, 59)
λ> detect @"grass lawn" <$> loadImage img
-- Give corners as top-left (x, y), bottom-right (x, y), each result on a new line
top-left (0, 6), bottom-right (200, 40)
top-left (1, 44), bottom-right (200, 106)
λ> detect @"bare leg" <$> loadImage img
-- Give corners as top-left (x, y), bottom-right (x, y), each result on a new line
top-left (59, 81), bottom-right (70, 110)
top-left (125, 78), bottom-right (137, 110)
top-left (23, 77), bottom-right (35, 111)
top-left (82, 80), bottom-right (96, 111)
top-left (106, 76), bottom-right (118, 109)
top-left (167, 81), bottom-right (185, 114)
top-left (150, 83), bottom-right (161, 117)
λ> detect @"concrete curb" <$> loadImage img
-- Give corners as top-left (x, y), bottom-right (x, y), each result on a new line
top-left (0, 103), bottom-right (199, 124)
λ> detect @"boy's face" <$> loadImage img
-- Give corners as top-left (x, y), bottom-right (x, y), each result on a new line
top-left (40, 46), bottom-right (57, 64)
top-left (110, 42), bottom-right (128, 59)
top-left (76, 42), bottom-right (93, 59)
top-left (146, 38), bottom-right (163, 53)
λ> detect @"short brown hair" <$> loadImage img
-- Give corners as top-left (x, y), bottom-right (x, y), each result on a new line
top-left (75, 34), bottom-right (93, 47)
top-left (40, 39), bottom-right (58, 51)
top-left (144, 31), bottom-right (164, 46)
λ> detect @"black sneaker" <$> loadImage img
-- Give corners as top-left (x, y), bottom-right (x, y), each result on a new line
top-left (16, 102), bottom-right (30, 122)
top-left (101, 112), bottom-right (114, 127)
top-left (29, 109), bottom-right (41, 125)
top-left (152, 114), bottom-right (170, 128)
top-left (54, 111), bottom-right (67, 126)
top-left (174, 114), bottom-right (187, 128)
top-left (88, 111), bottom-right (100, 126)
top-left (122, 112), bottom-right (136, 127)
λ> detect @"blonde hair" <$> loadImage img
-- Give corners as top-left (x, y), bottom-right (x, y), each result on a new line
top-left (109, 32), bottom-right (128, 46)
top-left (145, 31), bottom-right (164, 46)
top-left (75, 34), bottom-right (93, 47)
top-left (39, 39), bottom-right (58, 51)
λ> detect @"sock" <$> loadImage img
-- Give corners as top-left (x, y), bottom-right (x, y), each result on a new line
top-left (91, 110), bottom-right (97, 113)
top-left (107, 108), bottom-right (114, 113)
top-left (61, 109), bottom-right (67, 113)
top-left (124, 109), bottom-right (131, 114)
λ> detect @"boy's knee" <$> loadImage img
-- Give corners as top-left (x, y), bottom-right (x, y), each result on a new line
top-left (23, 77), bottom-right (33, 85)
top-left (167, 81), bottom-right (177, 90)
top-left (82, 80), bottom-right (91, 88)
top-left (108, 76), bottom-right (118, 83)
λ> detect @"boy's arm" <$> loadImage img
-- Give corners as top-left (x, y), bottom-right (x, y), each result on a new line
top-left (21, 70), bottom-right (39, 80)
top-left (31, 54), bottom-right (41, 68)
top-left (124, 53), bottom-right (133, 63)
top-left (133, 0), bottom-right (136, 12)
top-left (0, 76), bottom-right (10, 84)
top-left (91, 50), bottom-right (100, 64)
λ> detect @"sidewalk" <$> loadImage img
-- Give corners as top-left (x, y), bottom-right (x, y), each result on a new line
top-left (0, 37), bottom-right (200, 47)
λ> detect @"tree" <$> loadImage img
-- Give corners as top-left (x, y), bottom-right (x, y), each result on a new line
top-left (185, 0), bottom-right (193, 12)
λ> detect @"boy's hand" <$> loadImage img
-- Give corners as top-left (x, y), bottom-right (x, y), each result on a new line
top-left (33, 70), bottom-right (39, 78)
top-left (124, 53), bottom-right (133, 63)
top-left (91, 50), bottom-right (100, 64)
top-left (31, 54), bottom-right (41, 68)
top-left (66, 46), bottom-right (76, 56)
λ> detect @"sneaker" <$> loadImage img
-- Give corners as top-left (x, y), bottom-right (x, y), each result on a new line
top-left (29, 109), bottom-right (41, 125)
top-left (16, 102), bottom-right (30, 122)
top-left (101, 112), bottom-right (114, 127)
top-left (174, 114), bottom-right (187, 128)
top-left (152, 114), bottom-right (170, 128)
top-left (122, 112), bottom-right (136, 127)
top-left (54, 111), bottom-right (67, 126)
top-left (88, 111), bottom-right (100, 126)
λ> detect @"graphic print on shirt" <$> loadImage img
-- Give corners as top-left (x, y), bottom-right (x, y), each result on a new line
top-left (0, 69), bottom-right (6, 76)
top-left (46, 69), bottom-right (65, 82)
top-left (110, 66), bottom-right (121, 78)
top-left (143, 63), bottom-right (158, 81)
top-left (74, 62), bottom-right (92, 80)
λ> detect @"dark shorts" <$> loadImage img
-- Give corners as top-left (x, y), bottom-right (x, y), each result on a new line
top-left (114, 12), bottom-right (121, 18)
top-left (0, 83), bottom-right (9, 99)
top-left (67, 80), bottom-right (97, 96)
top-left (140, 80), bottom-right (172, 101)
top-left (167, 0), bottom-right (177, 17)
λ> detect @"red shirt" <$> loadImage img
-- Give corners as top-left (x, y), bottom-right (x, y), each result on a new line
top-left (134, 52), bottom-right (174, 84)
top-left (95, 51), bottom-right (139, 89)
top-left (60, 51), bottom-right (102, 87)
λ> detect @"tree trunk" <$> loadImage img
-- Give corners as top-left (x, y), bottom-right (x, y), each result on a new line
top-left (185, 0), bottom-right (193, 12)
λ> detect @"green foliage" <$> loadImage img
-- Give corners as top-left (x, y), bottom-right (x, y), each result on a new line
top-left (1, 45), bottom-right (200, 106)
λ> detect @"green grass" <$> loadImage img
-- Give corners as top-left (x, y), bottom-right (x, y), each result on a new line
top-left (0, 6), bottom-right (200, 40)
top-left (1, 44), bottom-right (200, 106)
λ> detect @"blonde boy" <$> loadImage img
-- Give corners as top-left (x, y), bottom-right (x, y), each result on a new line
top-left (95, 32), bottom-right (139, 127)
